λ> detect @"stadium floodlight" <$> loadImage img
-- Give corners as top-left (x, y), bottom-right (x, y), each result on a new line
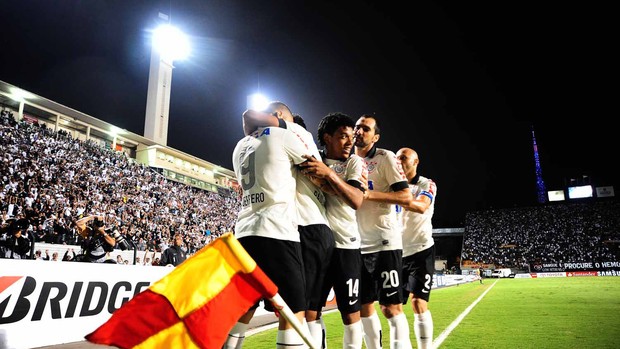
top-left (247, 93), bottom-right (270, 110)
top-left (152, 24), bottom-right (190, 63)
top-left (144, 21), bottom-right (190, 146)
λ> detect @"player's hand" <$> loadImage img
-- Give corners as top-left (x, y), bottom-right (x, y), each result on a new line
top-left (299, 155), bottom-right (331, 179)
top-left (307, 175), bottom-right (327, 189)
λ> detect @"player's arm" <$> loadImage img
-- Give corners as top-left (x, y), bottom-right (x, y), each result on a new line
top-left (364, 184), bottom-right (413, 206)
top-left (364, 151), bottom-right (413, 205)
top-left (402, 180), bottom-right (435, 213)
top-left (332, 179), bottom-right (365, 210)
top-left (242, 109), bottom-right (284, 135)
top-left (401, 193), bottom-right (431, 213)
top-left (300, 155), bottom-right (365, 209)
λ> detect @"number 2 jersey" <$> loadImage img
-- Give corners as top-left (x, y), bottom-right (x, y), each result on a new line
top-left (401, 174), bottom-right (436, 258)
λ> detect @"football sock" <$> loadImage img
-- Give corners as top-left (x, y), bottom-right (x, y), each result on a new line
top-left (277, 328), bottom-right (308, 349)
top-left (414, 311), bottom-right (434, 349)
top-left (387, 313), bottom-right (412, 349)
top-left (223, 322), bottom-right (248, 349)
top-left (343, 321), bottom-right (363, 349)
top-left (361, 313), bottom-right (383, 349)
top-left (307, 320), bottom-right (323, 349)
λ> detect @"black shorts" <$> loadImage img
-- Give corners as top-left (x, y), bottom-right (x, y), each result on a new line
top-left (239, 236), bottom-right (306, 313)
top-left (360, 250), bottom-right (404, 305)
top-left (402, 245), bottom-right (435, 303)
top-left (299, 224), bottom-right (335, 311)
top-left (321, 248), bottom-right (362, 314)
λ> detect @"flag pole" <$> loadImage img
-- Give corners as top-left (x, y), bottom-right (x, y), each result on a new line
top-left (269, 293), bottom-right (318, 349)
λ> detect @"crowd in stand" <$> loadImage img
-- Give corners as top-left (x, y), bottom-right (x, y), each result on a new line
top-left (0, 109), bottom-right (240, 263)
top-left (462, 200), bottom-right (620, 269)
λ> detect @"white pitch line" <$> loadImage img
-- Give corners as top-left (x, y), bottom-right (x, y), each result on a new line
top-left (433, 281), bottom-right (497, 348)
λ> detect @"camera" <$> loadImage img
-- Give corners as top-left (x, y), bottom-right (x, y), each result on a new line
top-left (110, 228), bottom-right (134, 251)
top-left (93, 218), bottom-right (105, 228)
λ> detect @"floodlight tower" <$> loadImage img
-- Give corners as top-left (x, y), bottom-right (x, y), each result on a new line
top-left (144, 15), bottom-right (190, 146)
top-left (531, 125), bottom-right (547, 203)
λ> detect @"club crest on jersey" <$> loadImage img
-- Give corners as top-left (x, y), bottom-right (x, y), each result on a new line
top-left (366, 161), bottom-right (377, 173)
top-left (333, 163), bottom-right (345, 174)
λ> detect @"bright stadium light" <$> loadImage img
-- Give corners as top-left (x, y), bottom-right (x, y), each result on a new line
top-left (152, 24), bottom-right (190, 63)
top-left (247, 93), bottom-right (270, 110)
top-left (144, 18), bottom-right (191, 146)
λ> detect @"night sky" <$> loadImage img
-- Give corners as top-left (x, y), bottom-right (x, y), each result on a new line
top-left (0, 1), bottom-right (615, 227)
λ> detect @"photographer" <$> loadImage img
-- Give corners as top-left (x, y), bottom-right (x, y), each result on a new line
top-left (0, 218), bottom-right (33, 259)
top-left (75, 215), bottom-right (116, 263)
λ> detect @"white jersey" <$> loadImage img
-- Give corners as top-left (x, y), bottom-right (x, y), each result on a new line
top-left (356, 146), bottom-right (408, 253)
top-left (324, 154), bottom-right (367, 249)
top-left (232, 126), bottom-right (310, 242)
top-left (285, 121), bottom-right (328, 226)
top-left (401, 174), bottom-right (436, 257)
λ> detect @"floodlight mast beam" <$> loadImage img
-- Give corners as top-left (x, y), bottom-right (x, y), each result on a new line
top-left (144, 47), bottom-right (173, 145)
top-left (144, 20), bottom-right (189, 146)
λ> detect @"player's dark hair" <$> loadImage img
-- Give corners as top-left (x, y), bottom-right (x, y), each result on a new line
top-left (359, 114), bottom-right (381, 135)
top-left (293, 114), bottom-right (307, 129)
top-left (317, 112), bottom-right (355, 147)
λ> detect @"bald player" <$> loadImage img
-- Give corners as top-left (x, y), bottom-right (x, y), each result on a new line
top-left (396, 147), bottom-right (437, 349)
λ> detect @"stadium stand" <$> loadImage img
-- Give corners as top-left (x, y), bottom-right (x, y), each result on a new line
top-left (1, 108), bottom-right (240, 263)
top-left (461, 200), bottom-right (620, 272)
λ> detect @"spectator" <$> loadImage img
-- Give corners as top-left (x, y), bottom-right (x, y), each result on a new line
top-left (159, 234), bottom-right (187, 267)
top-left (63, 248), bottom-right (76, 261)
top-left (0, 218), bottom-right (32, 259)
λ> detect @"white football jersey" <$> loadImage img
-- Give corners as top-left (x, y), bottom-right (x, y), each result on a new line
top-left (324, 154), bottom-right (367, 249)
top-left (356, 146), bottom-right (408, 253)
top-left (286, 121), bottom-right (328, 226)
top-left (402, 175), bottom-right (436, 257)
top-left (232, 126), bottom-right (310, 242)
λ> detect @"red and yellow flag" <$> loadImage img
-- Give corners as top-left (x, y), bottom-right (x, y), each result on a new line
top-left (85, 233), bottom-right (277, 349)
